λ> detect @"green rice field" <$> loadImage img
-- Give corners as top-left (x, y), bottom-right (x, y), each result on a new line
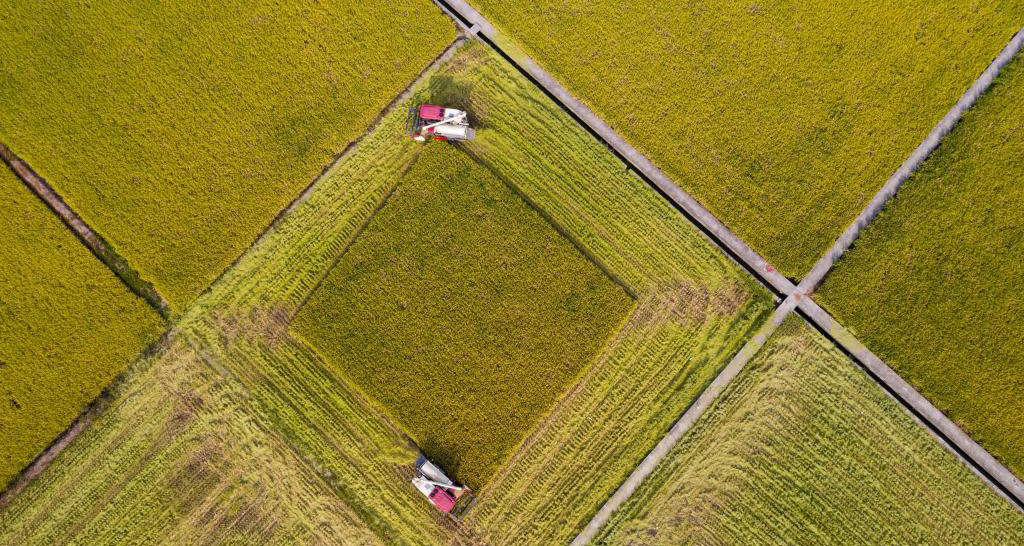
top-left (293, 145), bottom-right (633, 489)
top-left (595, 317), bottom-right (1024, 545)
top-left (819, 55), bottom-right (1024, 477)
top-left (0, 165), bottom-right (164, 490)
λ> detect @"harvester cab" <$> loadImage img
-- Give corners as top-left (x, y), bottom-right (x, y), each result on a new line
top-left (411, 455), bottom-right (474, 518)
top-left (406, 104), bottom-right (475, 142)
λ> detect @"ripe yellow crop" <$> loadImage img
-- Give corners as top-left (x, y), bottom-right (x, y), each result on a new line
top-left (468, 0), bottom-right (1024, 277)
top-left (597, 318), bottom-right (1024, 544)
top-left (820, 56), bottom-right (1024, 478)
top-left (0, 0), bottom-right (455, 310)
top-left (0, 167), bottom-right (164, 488)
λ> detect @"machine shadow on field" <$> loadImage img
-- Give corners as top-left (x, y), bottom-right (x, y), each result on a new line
top-left (421, 74), bottom-right (489, 130)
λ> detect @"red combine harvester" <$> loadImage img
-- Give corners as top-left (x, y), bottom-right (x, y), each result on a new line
top-left (406, 104), bottom-right (475, 142)
top-left (412, 455), bottom-right (473, 517)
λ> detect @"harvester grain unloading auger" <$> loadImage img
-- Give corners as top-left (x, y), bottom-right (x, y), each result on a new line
top-left (406, 104), bottom-right (475, 142)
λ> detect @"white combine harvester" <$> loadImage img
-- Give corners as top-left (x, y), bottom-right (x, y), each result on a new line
top-left (411, 455), bottom-right (472, 516)
top-left (406, 104), bottom-right (475, 142)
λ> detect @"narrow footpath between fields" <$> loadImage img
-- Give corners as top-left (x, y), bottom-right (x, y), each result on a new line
top-left (0, 143), bottom-right (170, 317)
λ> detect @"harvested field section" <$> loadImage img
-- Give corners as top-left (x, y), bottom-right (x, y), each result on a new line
top-left (0, 0), bottom-right (454, 309)
top-left (1, 57), bottom-right (457, 544)
top-left (819, 56), bottom-right (1024, 476)
top-left (293, 146), bottom-right (633, 489)
top-left (468, 0), bottom-right (1024, 276)
top-left (427, 43), bottom-right (773, 545)
top-left (594, 317), bottom-right (1024, 545)
top-left (0, 342), bottom-right (387, 545)
top-left (0, 165), bottom-right (163, 489)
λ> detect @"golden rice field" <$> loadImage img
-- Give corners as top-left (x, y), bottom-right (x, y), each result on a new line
top-left (594, 317), bottom-right (1024, 545)
top-left (0, 53), bottom-right (454, 545)
top-left (0, 165), bottom-right (164, 490)
top-left (0, 41), bottom-right (772, 545)
top-left (5, 3), bottom-right (1019, 543)
top-left (0, 0), bottom-right (454, 310)
top-left (819, 55), bottom-right (1024, 478)
top-left (467, 0), bottom-right (1024, 277)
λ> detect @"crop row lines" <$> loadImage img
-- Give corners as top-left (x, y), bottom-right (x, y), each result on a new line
top-left (434, 0), bottom-right (1024, 534)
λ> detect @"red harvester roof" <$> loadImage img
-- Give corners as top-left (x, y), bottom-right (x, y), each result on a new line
top-left (419, 104), bottom-right (445, 121)
top-left (429, 487), bottom-right (457, 513)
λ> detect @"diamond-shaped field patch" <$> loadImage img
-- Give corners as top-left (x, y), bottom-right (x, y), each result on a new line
top-left (292, 145), bottom-right (633, 488)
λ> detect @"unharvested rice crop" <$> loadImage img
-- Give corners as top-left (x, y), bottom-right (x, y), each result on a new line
top-left (0, 41), bottom-right (769, 545)
top-left (292, 145), bottom-right (634, 489)
top-left (0, 165), bottom-right (164, 489)
top-left (0, 0), bottom-right (455, 310)
top-left (595, 317), bottom-right (1024, 545)
top-left (819, 55), bottom-right (1024, 477)
top-left (467, 0), bottom-right (1024, 276)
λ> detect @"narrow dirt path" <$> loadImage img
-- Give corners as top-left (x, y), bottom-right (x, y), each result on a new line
top-left (571, 296), bottom-right (797, 546)
top-left (0, 143), bottom-right (171, 317)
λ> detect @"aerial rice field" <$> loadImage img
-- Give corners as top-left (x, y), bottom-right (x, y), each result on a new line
top-left (818, 55), bottom-right (1024, 477)
top-left (0, 0), bottom-right (454, 310)
top-left (293, 146), bottom-right (633, 489)
top-left (0, 41), bottom-right (772, 545)
top-left (466, 0), bottom-right (1024, 276)
top-left (443, 43), bottom-right (772, 545)
top-left (0, 165), bottom-right (164, 490)
top-left (594, 317), bottom-right (1024, 545)
top-left (1, 56), bottom-right (454, 545)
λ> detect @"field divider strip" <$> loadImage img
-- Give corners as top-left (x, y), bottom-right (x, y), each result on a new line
top-left (571, 296), bottom-right (797, 545)
top-left (796, 297), bottom-right (1024, 510)
top-left (431, 0), bottom-right (795, 298)
top-left (0, 142), bottom-right (171, 317)
top-left (797, 26), bottom-right (1024, 294)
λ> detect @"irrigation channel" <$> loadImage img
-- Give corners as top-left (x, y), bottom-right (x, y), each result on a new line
top-left (429, 1), bottom-right (1024, 540)
top-left (0, 143), bottom-right (171, 317)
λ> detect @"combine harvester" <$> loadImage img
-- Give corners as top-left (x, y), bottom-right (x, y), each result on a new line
top-left (411, 455), bottom-right (475, 519)
top-left (406, 104), bottom-right (475, 142)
